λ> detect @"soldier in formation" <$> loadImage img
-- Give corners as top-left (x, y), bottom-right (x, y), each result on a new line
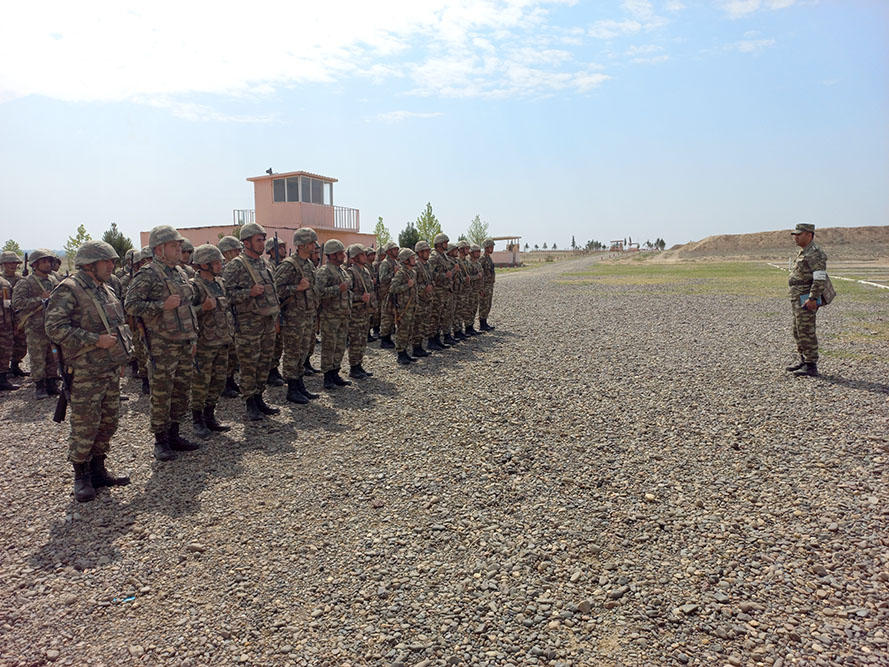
top-left (1, 251), bottom-right (28, 383)
top-left (345, 244), bottom-right (374, 379)
top-left (217, 235), bottom-right (243, 398)
top-left (389, 248), bottom-right (420, 365)
top-left (315, 240), bottom-right (353, 389)
top-left (377, 241), bottom-right (399, 349)
top-left (265, 237), bottom-right (287, 387)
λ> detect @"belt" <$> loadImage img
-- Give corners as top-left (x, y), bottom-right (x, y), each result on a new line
top-left (788, 279), bottom-right (812, 287)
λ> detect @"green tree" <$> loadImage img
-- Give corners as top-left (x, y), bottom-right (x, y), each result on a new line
top-left (534, 244), bottom-right (539, 250)
top-left (101, 222), bottom-right (133, 264)
top-left (415, 202), bottom-right (442, 243)
top-left (552, 242), bottom-right (558, 250)
top-left (63, 224), bottom-right (92, 271)
top-left (398, 222), bottom-right (420, 249)
top-left (374, 216), bottom-right (391, 248)
top-left (542, 242), bottom-right (548, 249)
top-left (524, 242), bottom-right (529, 250)
top-left (571, 235), bottom-right (576, 250)
top-left (466, 214), bottom-right (489, 246)
top-left (457, 233), bottom-right (467, 242)
top-left (2, 239), bottom-right (23, 254)
top-left (655, 238), bottom-right (666, 251)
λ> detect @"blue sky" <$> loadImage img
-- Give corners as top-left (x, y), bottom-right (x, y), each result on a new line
top-left (1, 0), bottom-right (886, 250)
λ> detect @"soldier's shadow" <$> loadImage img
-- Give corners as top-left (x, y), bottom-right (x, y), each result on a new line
top-left (818, 374), bottom-right (889, 395)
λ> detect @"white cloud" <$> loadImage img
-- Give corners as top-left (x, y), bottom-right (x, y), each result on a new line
top-left (373, 110), bottom-right (445, 123)
top-left (626, 44), bottom-right (670, 64)
top-left (589, 19), bottom-right (643, 39)
top-left (665, 1), bottom-right (686, 11)
top-left (623, 0), bottom-right (655, 21)
top-left (727, 37), bottom-right (776, 53)
top-left (719, 0), bottom-right (798, 19)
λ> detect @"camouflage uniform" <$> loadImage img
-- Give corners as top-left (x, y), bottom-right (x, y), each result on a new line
top-left (378, 247), bottom-right (399, 338)
top-left (367, 253), bottom-right (380, 335)
top-left (0, 276), bottom-right (16, 388)
top-left (12, 254), bottom-right (60, 387)
top-left (190, 273), bottom-right (234, 411)
top-left (389, 250), bottom-right (419, 359)
top-left (465, 248), bottom-right (483, 331)
top-left (121, 259), bottom-right (150, 383)
top-left (4, 272), bottom-right (28, 372)
top-left (347, 252), bottom-right (374, 370)
top-left (428, 237), bottom-right (455, 344)
top-left (413, 245), bottom-right (434, 348)
top-left (276, 253), bottom-right (317, 380)
top-left (446, 245), bottom-right (463, 338)
top-left (315, 254), bottom-right (351, 375)
top-left (479, 239), bottom-right (496, 327)
top-left (788, 234), bottom-right (828, 365)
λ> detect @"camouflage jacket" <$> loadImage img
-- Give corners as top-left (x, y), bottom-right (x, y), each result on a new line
top-left (106, 273), bottom-right (125, 302)
top-left (480, 254), bottom-right (495, 285)
top-left (788, 241), bottom-right (828, 299)
top-left (12, 272), bottom-right (59, 334)
top-left (45, 270), bottom-right (131, 372)
top-left (377, 257), bottom-right (398, 295)
top-left (388, 265), bottom-right (418, 311)
top-left (415, 259), bottom-right (434, 303)
top-left (223, 253), bottom-right (280, 335)
top-left (181, 264), bottom-right (196, 278)
top-left (428, 250), bottom-right (454, 290)
top-left (191, 274), bottom-right (234, 346)
top-left (467, 257), bottom-right (483, 288)
top-left (348, 264), bottom-right (375, 314)
top-left (125, 261), bottom-right (198, 342)
top-left (274, 255), bottom-right (316, 326)
top-left (315, 263), bottom-right (351, 317)
top-left (0, 276), bottom-right (13, 329)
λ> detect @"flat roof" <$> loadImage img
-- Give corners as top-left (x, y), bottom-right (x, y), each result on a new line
top-left (247, 170), bottom-right (338, 183)
top-left (490, 236), bottom-right (521, 241)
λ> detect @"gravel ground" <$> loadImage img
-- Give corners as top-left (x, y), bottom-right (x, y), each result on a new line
top-left (1, 255), bottom-right (887, 666)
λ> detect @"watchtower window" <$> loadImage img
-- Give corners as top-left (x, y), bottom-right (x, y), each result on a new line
top-left (273, 178), bottom-right (286, 202)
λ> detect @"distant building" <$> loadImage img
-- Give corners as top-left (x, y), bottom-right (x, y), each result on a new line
top-left (140, 169), bottom-right (377, 251)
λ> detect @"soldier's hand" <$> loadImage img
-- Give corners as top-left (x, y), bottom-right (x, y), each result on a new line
top-left (361, 292), bottom-right (371, 303)
top-left (96, 333), bottom-right (118, 349)
top-left (41, 290), bottom-right (51, 299)
top-left (163, 294), bottom-right (181, 310)
top-left (339, 281), bottom-right (349, 292)
top-left (249, 284), bottom-right (265, 297)
top-left (202, 296), bottom-right (216, 311)
top-left (407, 279), bottom-right (415, 287)
top-left (297, 277), bottom-right (310, 291)
top-left (805, 298), bottom-right (819, 312)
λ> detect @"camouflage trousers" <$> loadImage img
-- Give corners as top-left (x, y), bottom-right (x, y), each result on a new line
top-left (461, 288), bottom-right (479, 328)
top-left (191, 343), bottom-right (229, 409)
top-left (25, 327), bottom-right (55, 381)
top-left (68, 368), bottom-right (119, 463)
top-left (320, 312), bottom-right (348, 372)
top-left (791, 295), bottom-right (818, 363)
top-left (432, 288), bottom-right (450, 337)
top-left (282, 315), bottom-right (314, 379)
top-left (272, 330), bottom-right (283, 370)
top-left (132, 323), bottom-right (149, 377)
top-left (0, 319), bottom-right (12, 370)
top-left (11, 316), bottom-right (26, 365)
top-left (395, 305), bottom-right (416, 352)
top-left (227, 345), bottom-right (239, 377)
top-left (371, 297), bottom-right (381, 331)
top-left (479, 283), bottom-right (494, 320)
top-left (413, 296), bottom-right (432, 345)
top-left (148, 337), bottom-right (194, 433)
top-left (379, 288), bottom-right (394, 337)
top-left (235, 329), bottom-right (275, 397)
top-left (348, 306), bottom-right (370, 367)
top-left (447, 289), bottom-right (460, 334)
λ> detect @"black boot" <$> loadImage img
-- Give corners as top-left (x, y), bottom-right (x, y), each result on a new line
top-left (785, 357), bottom-right (806, 372)
top-left (296, 377), bottom-right (319, 400)
top-left (45, 377), bottom-right (60, 396)
top-left (0, 372), bottom-right (19, 391)
top-left (130, 359), bottom-right (139, 378)
top-left (304, 357), bottom-right (319, 375)
top-left (372, 327), bottom-right (380, 338)
top-left (453, 329), bottom-right (467, 341)
top-left (256, 392), bottom-right (280, 415)
top-left (72, 462), bottom-right (96, 502)
top-left (141, 376), bottom-right (150, 395)
top-left (380, 334), bottom-right (395, 349)
top-left (331, 370), bottom-right (351, 386)
top-left (349, 365), bottom-right (369, 379)
top-left (412, 344), bottom-right (429, 358)
top-left (90, 455), bottom-right (130, 488)
top-left (267, 367), bottom-right (285, 387)
top-left (222, 375), bottom-right (240, 397)
top-left (465, 325), bottom-right (479, 336)
top-left (245, 395), bottom-right (263, 421)
top-left (356, 364), bottom-right (373, 378)
top-left (793, 362), bottom-right (819, 377)
top-left (10, 361), bottom-right (28, 377)
top-left (153, 430), bottom-right (177, 461)
top-left (480, 319), bottom-right (494, 331)
top-left (443, 333), bottom-right (457, 346)
top-left (397, 350), bottom-right (412, 365)
top-left (286, 379), bottom-right (309, 404)
top-left (169, 422), bottom-right (200, 451)
top-left (323, 370), bottom-right (337, 390)
top-left (367, 331), bottom-right (378, 342)
top-left (203, 404), bottom-right (231, 431)
top-left (192, 409), bottom-right (211, 439)
top-left (35, 379), bottom-right (49, 400)
top-left (427, 336), bottom-right (445, 351)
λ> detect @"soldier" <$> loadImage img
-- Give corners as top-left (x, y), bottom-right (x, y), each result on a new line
top-left (45, 241), bottom-right (132, 502)
top-left (456, 240), bottom-right (479, 336)
top-left (412, 240), bottom-right (434, 358)
top-left (446, 243), bottom-right (466, 342)
top-left (785, 222), bottom-right (828, 377)
top-left (427, 233), bottom-right (455, 349)
top-left (0, 251), bottom-right (28, 377)
top-left (125, 225), bottom-right (200, 461)
top-left (367, 247), bottom-right (380, 340)
top-left (122, 249), bottom-right (152, 394)
top-left (465, 244), bottom-right (484, 334)
top-left (377, 241), bottom-right (400, 348)
top-left (223, 222), bottom-right (281, 421)
top-left (0, 272), bottom-right (19, 390)
top-left (345, 244), bottom-right (374, 379)
top-left (306, 241), bottom-right (322, 376)
top-left (389, 248), bottom-right (419, 365)
top-left (12, 249), bottom-right (61, 398)
top-left (478, 237), bottom-right (496, 331)
top-left (217, 235), bottom-right (243, 397)
top-left (264, 237), bottom-right (286, 387)
top-left (274, 228), bottom-right (320, 404)
top-left (179, 238), bottom-right (196, 278)
top-left (190, 244), bottom-right (234, 438)
top-left (315, 239), bottom-right (352, 389)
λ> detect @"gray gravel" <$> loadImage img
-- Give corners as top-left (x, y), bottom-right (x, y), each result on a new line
top-left (0, 255), bottom-right (887, 666)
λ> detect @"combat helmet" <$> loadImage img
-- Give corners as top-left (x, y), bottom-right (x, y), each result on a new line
top-left (0, 251), bottom-right (23, 265)
top-left (346, 243), bottom-right (366, 258)
top-left (193, 244), bottom-right (224, 266)
top-left (148, 225), bottom-right (184, 248)
top-left (482, 237), bottom-right (495, 248)
top-left (239, 222), bottom-right (266, 241)
top-left (181, 238), bottom-right (194, 253)
top-left (28, 249), bottom-right (58, 265)
top-left (414, 240), bottom-right (430, 253)
top-left (323, 239), bottom-right (345, 255)
top-left (292, 227), bottom-right (317, 246)
top-left (217, 236), bottom-right (242, 253)
top-left (470, 244), bottom-right (481, 253)
top-left (383, 241), bottom-right (399, 252)
top-left (456, 240), bottom-right (470, 250)
top-left (397, 248), bottom-right (416, 263)
top-left (74, 241), bottom-right (119, 267)
top-left (433, 233), bottom-right (449, 246)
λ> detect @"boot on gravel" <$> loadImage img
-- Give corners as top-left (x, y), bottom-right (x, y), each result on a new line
top-left (203, 405), bottom-right (231, 431)
top-left (90, 455), bottom-right (130, 488)
top-left (349, 365), bottom-right (369, 379)
top-left (479, 319), bottom-right (494, 331)
top-left (323, 370), bottom-right (337, 390)
top-left (286, 379), bottom-right (309, 404)
top-left (222, 375), bottom-right (240, 397)
top-left (72, 462), bottom-right (96, 502)
top-left (793, 362), bottom-right (819, 377)
top-left (304, 358), bottom-right (319, 375)
top-left (443, 333), bottom-right (457, 346)
top-left (35, 379), bottom-right (49, 400)
top-left (0, 372), bottom-right (19, 391)
top-left (412, 344), bottom-right (429, 358)
top-left (465, 325), bottom-right (479, 336)
top-left (192, 409), bottom-right (211, 439)
top-left (45, 377), bottom-right (60, 395)
top-left (784, 357), bottom-right (806, 372)
top-left (10, 361), bottom-right (28, 377)
top-left (245, 395), bottom-right (264, 421)
top-left (296, 377), bottom-right (319, 400)
top-left (169, 422), bottom-right (200, 451)
top-left (427, 336), bottom-right (445, 351)
top-left (256, 392), bottom-right (280, 415)
top-left (355, 364), bottom-right (373, 377)
top-left (380, 334), bottom-right (395, 349)
top-left (331, 370), bottom-right (351, 386)
top-left (267, 367), bottom-right (285, 387)
top-left (153, 431), bottom-right (178, 461)
top-left (397, 350), bottom-right (412, 365)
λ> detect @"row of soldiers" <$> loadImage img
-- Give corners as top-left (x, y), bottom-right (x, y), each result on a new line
top-left (1, 223), bottom-right (497, 502)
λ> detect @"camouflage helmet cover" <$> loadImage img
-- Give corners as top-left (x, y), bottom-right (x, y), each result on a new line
top-left (123, 248), bottom-right (135, 262)
top-left (414, 240), bottom-right (430, 252)
top-left (148, 225), bottom-right (185, 248)
top-left (28, 249), bottom-right (58, 265)
top-left (74, 240), bottom-right (119, 267)
top-left (482, 237), bottom-right (495, 248)
top-left (365, 246), bottom-right (377, 255)
top-left (181, 238), bottom-right (194, 253)
top-left (397, 248), bottom-right (416, 263)
top-left (456, 240), bottom-right (470, 249)
top-left (217, 235), bottom-right (242, 253)
top-left (346, 243), bottom-right (366, 258)
top-left (433, 233), bottom-right (449, 246)
top-left (383, 241), bottom-right (399, 252)
top-left (193, 244), bottom-right (224, 265)
top-left (470, 243), bottom-right (481, 252)
top-left (0, 251), bottom-right (23, 264)
top-left (323, 239), bottom-right (345, 255)
top-left (292, 227), bottom-right (317, 246)
top-left (238, 222), bottom-right (267, 241)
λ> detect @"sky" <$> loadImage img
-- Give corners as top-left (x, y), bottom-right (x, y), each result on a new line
top-left (1, 0), bottom-right (887, 250)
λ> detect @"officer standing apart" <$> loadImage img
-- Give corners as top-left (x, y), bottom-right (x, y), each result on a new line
top-left (478, 238), bottom-right (496, 331)
top-left (315, 239), bottom-right (352, 389)
top-left (125, 225), bottom-right (200, 461)
top-left (786, 222), bottom-right (827, 378)
top-left (223, 223), bottom-right (282, 421)
top-left (45, 241), bottom-right (132, 502)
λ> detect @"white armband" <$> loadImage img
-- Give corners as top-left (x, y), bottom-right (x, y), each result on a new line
top-left (812, 270), bottom-right (827, 280)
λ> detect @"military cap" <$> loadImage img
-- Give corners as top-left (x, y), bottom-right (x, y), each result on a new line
top-left (74, 240), bottom-right (119, 267)
top-left (470, 243), bottom-right (481, 252)
top-left (482, 237), bottom-right (495, 248)
top-left (217, 235), bottom-right (242, 253)
top-left (0, 251), bottom-right (23, 264)
top-left (181, 238), bottom-right (194, 253)
top-left (791, 222), bottom-right (815, 235)
top-left (383, 241), bottom-right (399, 252)
top-left (292, 227), bottom-right (317, 246)
top-left (346, 243), bottom-right (366, 258)
top-left (456, 240), bottom-right (470, 249)
top-left (193, 244), bottom-right (224, 265)
top-left (148, 225), bottom-right (185, 248)
top-left (323, 239), bottom-right (345, 255)
top-left (397, 248), bottom-right (416, 263)
top-left (414, 240), bottom-right (430, 252)
top-left (433, 233), bottom-right (449, 246)
top-left (28, 249), bottom-right (58, 265)
top-left (238, 222), bottom-right (267, 241)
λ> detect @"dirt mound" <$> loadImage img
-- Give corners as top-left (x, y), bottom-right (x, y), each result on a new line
top-left (661, 225), bottom-right (889, 261)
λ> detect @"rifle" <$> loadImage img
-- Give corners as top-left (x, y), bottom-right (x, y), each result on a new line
top-left (51, 344), bottom-right (72, 423)
top-left (273, 232), bottom-right (281, 266)
top-left (133, 316), bottom-right (157, 376)
top-left (22, 253), bottom-right (29, 277)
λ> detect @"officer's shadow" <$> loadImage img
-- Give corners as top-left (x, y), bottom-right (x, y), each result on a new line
top-left (818, 373), bottom-right (889, 396)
